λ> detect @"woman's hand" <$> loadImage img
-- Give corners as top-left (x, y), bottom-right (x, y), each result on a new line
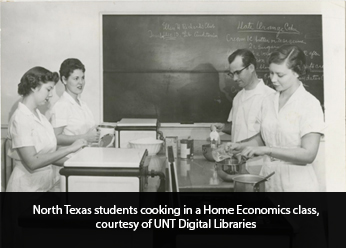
top-left (221, 142), bottom-right (243, 153)
top-left (240, 146), bottom-right (270, 158)
top-left (69, 139), bottom-right (88, 153)
top-left (83, 127), bottom-right (101, 143)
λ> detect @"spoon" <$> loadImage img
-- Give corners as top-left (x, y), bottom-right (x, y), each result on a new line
top-left (253, 172), bottom-right (275, 191)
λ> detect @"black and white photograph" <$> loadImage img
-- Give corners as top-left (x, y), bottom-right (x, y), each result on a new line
top-left (0, 0), bottom-right (345, 247)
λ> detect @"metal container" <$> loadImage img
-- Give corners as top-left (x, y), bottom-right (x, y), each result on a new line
top-left (215, 154), bottom-right (248, 182)
top-left (187, 139), bottom-right (194, 158)
top-left (232, 174), bottom-right (266, 192)
top-left (202, 144), bottom-right (215, 161)
top-left (180, 139), bottom-right (194, 159)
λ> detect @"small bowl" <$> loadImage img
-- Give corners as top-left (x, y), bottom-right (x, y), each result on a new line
top-left (202, 144), bottom-right (215, 162)
top-left (129, 138), bottom-right (163, 156)
top-left (215, 156), bottom-right (248, 181)
top-left (216, 158), bottom-right (240, 175)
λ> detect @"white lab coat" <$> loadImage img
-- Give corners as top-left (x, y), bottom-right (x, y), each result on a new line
top-left (259, 83), bottom-right (324, 192)
top-left (228, 79), bottom-right (275, 142)
top-left (228, 79), bottom-right (275, 171)
top-left (50, 91), bottom-right (95, 135)
top-left (6, 102), bottom-right (59, 192)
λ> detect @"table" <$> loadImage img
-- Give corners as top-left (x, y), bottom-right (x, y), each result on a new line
top-left (144, 152), bottom-right (235, 192)
top-left (168, 155), bottom-right (234, 192)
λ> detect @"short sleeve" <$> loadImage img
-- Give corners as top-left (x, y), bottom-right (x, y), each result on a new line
top-left (227, 108), bottom-right (233, 122)
top-left (50, 102), bottom-right (70, 128)
top-left (9, 117), bottom-right (35, 148)
top-left (300, 99), bottom-right (325, 137)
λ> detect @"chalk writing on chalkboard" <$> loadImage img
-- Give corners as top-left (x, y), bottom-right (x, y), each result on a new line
top-left (148, 22), bottom-right (218, 40)
top-left (237, 21), bottom-right (300, 36)
top-left (103, 15), bottom-right (323, 123)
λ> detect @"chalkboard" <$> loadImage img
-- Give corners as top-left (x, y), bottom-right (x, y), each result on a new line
top-left (103, 15), bottom-right (323, 123)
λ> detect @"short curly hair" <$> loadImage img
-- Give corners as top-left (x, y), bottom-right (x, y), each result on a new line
top-left (18, 67), bottom-right (59, 96)
top-left (59, 58), bottom-right (85, 82)
top-left (268, 45), bottom-right (308, 76)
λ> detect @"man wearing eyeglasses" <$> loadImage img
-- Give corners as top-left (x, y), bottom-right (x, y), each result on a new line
top-left (212, 49), bottom-right (274, 172)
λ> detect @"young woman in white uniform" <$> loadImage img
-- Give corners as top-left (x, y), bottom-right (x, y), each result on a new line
top-left (6, 67), bottom-right (88, 192)
top-left (227, 45), bottom-right (324, 192)
top-left (50, 58), bottom-right (100, 146)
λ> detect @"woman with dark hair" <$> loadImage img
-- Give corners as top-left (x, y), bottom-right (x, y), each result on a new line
top-left (50, 58), bottom-right (99, 146)
top-left (6, 67), bottom-right (87, 192)
top-left (226, 45), bottom-right (324, 192)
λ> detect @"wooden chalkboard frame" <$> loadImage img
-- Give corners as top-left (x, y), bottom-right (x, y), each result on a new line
top-left (101, 14), bottom-right (323, 124)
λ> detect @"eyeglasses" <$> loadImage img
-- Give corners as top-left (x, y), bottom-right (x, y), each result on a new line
top-left (227, 64), bottom-right (250, 78)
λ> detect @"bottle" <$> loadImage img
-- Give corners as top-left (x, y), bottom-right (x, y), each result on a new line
top-left (210, 127), bottom-right (220, 149)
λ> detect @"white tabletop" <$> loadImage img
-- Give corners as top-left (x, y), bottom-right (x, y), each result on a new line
top-left (64, 147), bottom-right (147, 168)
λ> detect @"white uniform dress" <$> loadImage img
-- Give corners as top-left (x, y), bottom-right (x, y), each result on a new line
top-left (228, 79), bottom-right (275, 171)
top-left (50, 91), bottom-right (95, 136)
top-left (6, 102), bottom-right (59, 192)
top-left (259, 83), bottom-right (324, 192)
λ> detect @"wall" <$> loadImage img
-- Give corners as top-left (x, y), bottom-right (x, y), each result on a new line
top-left (1, 2), bottom-right (101, 124)
top-left (1, 1), bottom-right (345, 192)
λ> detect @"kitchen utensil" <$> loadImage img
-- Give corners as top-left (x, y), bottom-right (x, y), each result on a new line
top-left (180, 139), bottom-right (193, 159)
top-left (232, 172), bottom-right (275, 192)
top-left (99, 133), bottom-right (115, 147)
top-left (167, 146), bottom-right (179, 192)
top-left (215, 154), bottom-right (248, 182)
top-left (215, 163), bottom-right (237, 182)
top-left (209, 128), bottom-right (220, 148)
top-left (98, 123), bottom-right (116, 147)
top-left (253, 172), bottom-right (275, 191)
top-left (202, 144), bottom-right (215, 162)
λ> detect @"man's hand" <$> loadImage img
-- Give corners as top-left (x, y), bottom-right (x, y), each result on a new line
top-left (210, 123), bottom-right (225, 132)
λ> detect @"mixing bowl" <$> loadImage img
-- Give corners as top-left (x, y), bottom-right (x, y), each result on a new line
top-left (215, 155), bottom-right (248, 182)
top-left (202, 144), bottom-right (215, 161)
top-left (129, 138), bottom-right (163, 155)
